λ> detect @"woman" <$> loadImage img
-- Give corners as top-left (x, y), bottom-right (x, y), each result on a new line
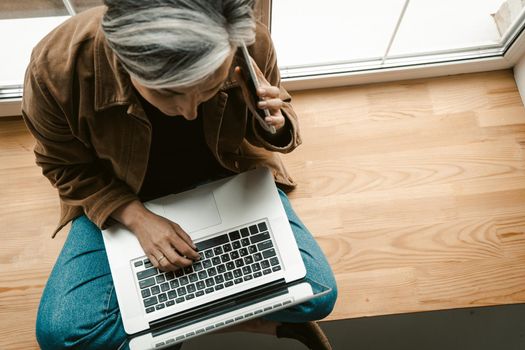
top-left (22, 1), bottom-right (338, 349)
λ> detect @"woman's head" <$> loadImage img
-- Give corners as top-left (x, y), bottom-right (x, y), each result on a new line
top-left (102, 0), bottom-right (256, 89)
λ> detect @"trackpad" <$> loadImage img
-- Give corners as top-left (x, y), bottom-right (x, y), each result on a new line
top-left (160, 190), bottom-right (222, 233)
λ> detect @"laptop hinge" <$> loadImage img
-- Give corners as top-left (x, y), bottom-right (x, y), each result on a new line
top-left (147, 278), bottom-right (288, 336)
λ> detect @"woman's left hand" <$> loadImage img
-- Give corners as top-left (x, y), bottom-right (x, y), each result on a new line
top-left (234, 58), bottom-right (286, 131)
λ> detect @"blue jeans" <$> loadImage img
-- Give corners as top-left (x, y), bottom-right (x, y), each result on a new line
top-left (36, 189), bottom-right (338, 349)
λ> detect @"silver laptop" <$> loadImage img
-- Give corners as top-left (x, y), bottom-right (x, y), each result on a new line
top-left (102, 167), bottom-right (331, 349)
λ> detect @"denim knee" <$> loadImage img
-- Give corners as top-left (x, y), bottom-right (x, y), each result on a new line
top-left (36, 301), bottom-right (67, 350)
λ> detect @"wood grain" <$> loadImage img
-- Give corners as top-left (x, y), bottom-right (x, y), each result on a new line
top-left (1, 69), bottom-right (525, 348)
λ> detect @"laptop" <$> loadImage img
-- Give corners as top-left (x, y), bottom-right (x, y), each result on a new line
top-left (102, 167), bottom-right (331, 349)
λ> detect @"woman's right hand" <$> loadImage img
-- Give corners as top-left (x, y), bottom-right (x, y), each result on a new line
top-left (112, 200), bottom-right (200, 271)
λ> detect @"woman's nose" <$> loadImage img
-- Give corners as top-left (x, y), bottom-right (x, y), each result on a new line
top-left (179, 97), bottom-right (199, 120)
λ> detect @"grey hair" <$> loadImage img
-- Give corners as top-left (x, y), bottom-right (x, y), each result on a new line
top-left (102, 0), bottom-right (256, 88)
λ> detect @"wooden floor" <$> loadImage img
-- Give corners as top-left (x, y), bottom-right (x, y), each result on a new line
top-left (1, 69), bottom-right (525, 348)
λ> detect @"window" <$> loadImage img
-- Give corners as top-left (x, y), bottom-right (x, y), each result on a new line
top-left (270, 0), bottom-right (525, 87)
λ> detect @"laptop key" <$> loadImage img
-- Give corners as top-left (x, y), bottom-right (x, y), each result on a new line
top-left (249, 224), bottom-right (259, 234)
top-left (232, 241), bottom-right (241, 250)
top-left (224, 272), bottom-right (233, 281)
top-left (177, 286), bottom-right (187, 296)
top-left (226, 262), bottom-right (235, 270)
top-left (257, 240), bottom-right (273, 251)
top-left (217, 264), bottom-right (226, 274)
top-left (241, 238), bottom-right (250, 247)
top-left (272, 266), bottom-right (282, 272)
top-left (240, 228), bottom-right (249, 237)
top-left (170, 280), bottom-right (180, 289)
top-left (240, 248), bottom-right (249, 256)
top-left (248, 245), bottom-right (257, 254)
top-left (166, 300), bottom-right (175, 307)
top-left (180, 276), bottom-right (189, 285)
top-left (151, 286), bottom-right (161, 295)
top-left (243, 275), bottom-right (253, 281)
top-left (251, 232), bottom-right (270, 244)
top-left (205, 278), bottom-right (215, 287)
top-left (193, 262), bottom-right (203, 271)
top-left (235, 259), bottom-right (244, 268)
top-left (223, 243), bottom-right (232, 252)
top-left (145, 307), bottom-right (155, 313)
top-left (262, 249), bottom-right (276, 259)
top-left (185, 293), bottom-right (195, 301)
top-left (141, 289), bottom-right (151, 298)
top-left (225, 281), bottom-right (234, 287)
top-left (228, 230), bottom-right (240, 241)
top-left (188, 273), bottom-right (198, 282)
top-left (233, 269), bottom-right (242, 278)
top-left (160, 282), bottom-right (170, 292)
top-left (221, 254), bottom-right (230, 263)
top-left (214, 275), bottom-right (224, 284)
top-left (215, 284), bottom-right (224, 291)
top-left (156, 274), bottom-right (165, 283)
top-left (175, 297), bottom-right (185, 303)
top-left (208, 267), bottom-right (217, 276)
top-left (202, 260), bottom-right (212, 269)
top-left (167, 290), bottom-right (177, 299)
top-left (198, 270), bottom-right (208, 279)
top-left (263, 269), bottom-right (271, 275)
top-left (261, 260), bottom-right (270, 268)
top-left (184, 266), bottom-right (193, 274)
top-left (205, 250), bottom-right (214, 259)
top-left (143, 296), bottom-right (158, 307)
top-left (205, 287), bottom-right (214, 294)
top-left (196, 291), bottom-right (204, 297)
top-left (195, 234), bottom-right (229, 251)
top-left (137, 268), bottom-right (158, 280)
top-left (244, 256), bottom-right (253, 265)
top-left (212, 257), bottom-right (221, 265)
top-left (134, 260), bottom-right (143, 267)
top-left (158, 293), bottom-right (168, 303)
top-left (257, 221), bottom-right (268, 232)
top-left (187, 284), bottom-right (196, 293)
top-left (196, 281), bottom-right (205, 290)
top-left (254, 253), bottom-right (263, 262)
top-left (213, 246), bottom-right (223, 255)
top-left (254, 272), bottom-right (262, 278)
top-left (165, 271), bottom-right (175, 280)
top-left (234, 278), bottom-right (243, 284)
top-left (270, 257), bottom-right (279, 266)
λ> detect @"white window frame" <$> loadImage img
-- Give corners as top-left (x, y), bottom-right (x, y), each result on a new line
top-left (2, 0), bottom-right (525, 116)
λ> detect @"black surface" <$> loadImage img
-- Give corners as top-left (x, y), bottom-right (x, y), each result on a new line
top-left (181, 303), bottom-right (525, 350)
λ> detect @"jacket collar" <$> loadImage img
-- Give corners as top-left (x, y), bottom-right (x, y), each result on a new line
top-left (93, 27), bottom-right (240, 113)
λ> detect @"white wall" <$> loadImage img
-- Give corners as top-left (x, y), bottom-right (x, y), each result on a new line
top-left (513, 54), bottom-right (525, 105)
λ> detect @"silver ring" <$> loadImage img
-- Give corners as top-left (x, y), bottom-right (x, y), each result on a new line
top-left (157, 255), bottom-right (166, 262)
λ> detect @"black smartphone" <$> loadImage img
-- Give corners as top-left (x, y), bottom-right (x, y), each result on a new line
top-left (239, 43), bottom-right (276, 134)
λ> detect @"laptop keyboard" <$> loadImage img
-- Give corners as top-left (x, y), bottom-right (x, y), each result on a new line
top-left (132, 220), bottom-right (283, 314)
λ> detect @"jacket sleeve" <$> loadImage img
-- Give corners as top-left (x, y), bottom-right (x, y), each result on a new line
top-left (245, 23), bottom-right (302, 154)
top-left (21, 64), bottom-right (138, 230)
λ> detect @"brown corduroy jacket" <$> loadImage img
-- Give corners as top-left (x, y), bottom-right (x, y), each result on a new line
top-left (21, 7), bottom-right (301, 237)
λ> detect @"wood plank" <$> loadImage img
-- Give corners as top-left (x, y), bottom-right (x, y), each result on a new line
top-left (2, 69), bottom-right (525, 348)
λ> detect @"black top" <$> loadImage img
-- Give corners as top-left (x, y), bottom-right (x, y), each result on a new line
top-left (137, 95), bottom-right (233, 201)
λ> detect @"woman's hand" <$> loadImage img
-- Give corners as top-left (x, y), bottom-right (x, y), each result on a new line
top-left (112, 200), bottom-right (200, 271)
top-left (234, 57), bottom-right (286, 131)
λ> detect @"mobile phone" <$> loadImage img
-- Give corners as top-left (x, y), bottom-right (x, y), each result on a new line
top-left (239, 43), bottom-right (276, 134)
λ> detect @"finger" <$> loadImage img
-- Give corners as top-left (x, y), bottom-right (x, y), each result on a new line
top-left (170, 223), bottom-right (201, 260)
top-left (257, 98), bottom-right (283, 111)
top-left (264, 115), bottom-right (285, 130)
top-left (161, 247), bottom-right (193, 270)
top-left (257, 86), bottom-right (281, 98)
top-left (149, 250), bottom-right (176, 271)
